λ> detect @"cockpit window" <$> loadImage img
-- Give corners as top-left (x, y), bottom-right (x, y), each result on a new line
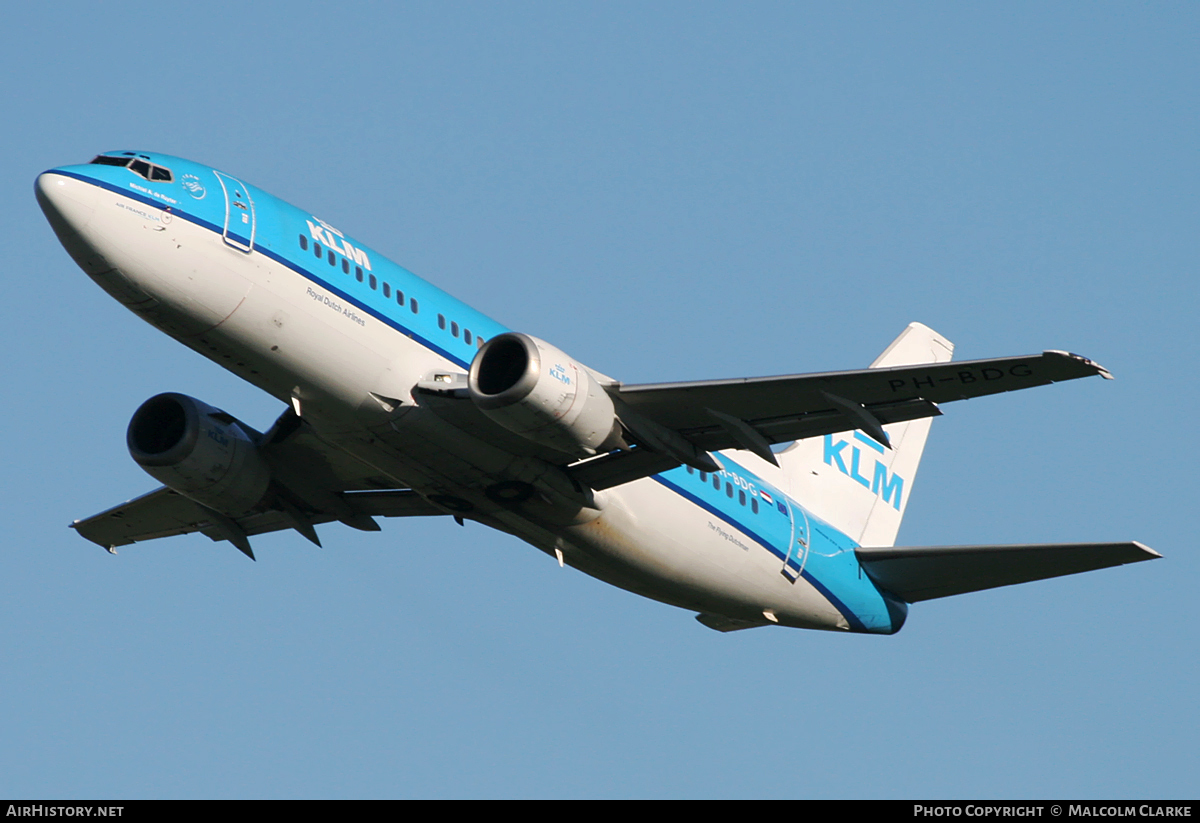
top-left (90, 155), bottom-right (173, 182)
top-left (90, 155), bottom-right (132, 168)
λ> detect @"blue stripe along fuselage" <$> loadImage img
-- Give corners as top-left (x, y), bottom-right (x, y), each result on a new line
top-left (48, 152), bottom-right (905, 634)
top-left (50, 159), bottom-right (506, 370)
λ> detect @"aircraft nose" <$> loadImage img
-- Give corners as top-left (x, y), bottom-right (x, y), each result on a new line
top-left (36, 171), bottom-right (98, 232)
top-left (37, 171), bottom-right (110, 276)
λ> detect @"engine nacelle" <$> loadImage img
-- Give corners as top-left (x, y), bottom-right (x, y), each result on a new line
top-left (127, 393), bottom-right (271, 516)
top-left (468, 333), bottom-right (623, 458)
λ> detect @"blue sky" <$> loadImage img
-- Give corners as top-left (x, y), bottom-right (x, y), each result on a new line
top-left (1, 2), bottom-right (1195, 798)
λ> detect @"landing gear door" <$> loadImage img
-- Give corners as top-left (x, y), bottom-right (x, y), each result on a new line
top-left (781, 499), bottom-right (810, 582)
top-left (214, 171), bottom-right (255, 252)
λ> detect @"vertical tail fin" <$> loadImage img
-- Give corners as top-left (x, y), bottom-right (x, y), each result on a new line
top-left (776, 323), bottom-right (954, 547)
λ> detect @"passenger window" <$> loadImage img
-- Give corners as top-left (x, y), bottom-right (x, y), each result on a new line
top-left (751, 498), bottom-right (759, 514)
top-left (327, 250), bottom-right (336, 266)
top-left (437, 314), bottom-right (446, 330)
top-left (342, 259), bottom-right (349, 274)
top-left (356, 268), bottom-right (363, 283)
top-left (712, 476), bottom-right (720, 490)
top-left (451, 321), bottom-right (459, 337)
top-left (383, 283), bottom-right (391, 298)
top-left (700, 472), bottom-right (707, 482)
top-left (739, 490), bottom-right (746, 506)
top-left (726, 483), bottom-right (734, 498)
top-left (411, 298), bottom-right (419, 314)
top-left (369, 274), bottom-right (377, 290)
top-left (299, 235), bottom-right (308, 251)
top-left (687, 466), bottom-right (695, 474)
top-left (396, 291), bottom-right (405, 307)
top-left (314, 243), bottom-right (322, 259)
top-left (463, 329), bottom-right (472, 345)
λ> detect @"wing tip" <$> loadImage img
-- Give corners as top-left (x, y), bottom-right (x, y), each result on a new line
top-left (1131, 540), bottom-right (1162, 560)
top-left (1044, 350), bottom-right (1114, 380)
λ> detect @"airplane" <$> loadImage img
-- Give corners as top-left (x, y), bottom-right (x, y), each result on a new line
top-left (35, 150), bottom-right (1158, 634)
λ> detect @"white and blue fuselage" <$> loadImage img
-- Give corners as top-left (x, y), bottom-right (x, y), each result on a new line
top-left (35, 150), bottom-right (952, 634)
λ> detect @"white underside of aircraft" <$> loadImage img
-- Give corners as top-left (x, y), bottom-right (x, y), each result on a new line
top-left (35, 152), bottom-right (1158, 634)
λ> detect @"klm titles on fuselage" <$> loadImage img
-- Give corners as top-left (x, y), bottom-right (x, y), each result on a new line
top-left (305, 218), bottom-right (372, 271)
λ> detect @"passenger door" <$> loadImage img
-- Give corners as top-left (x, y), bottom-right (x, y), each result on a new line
top-left (213, 171), bottom-right (255, 252)
top-left (781, 498), bottom-right (810, 582)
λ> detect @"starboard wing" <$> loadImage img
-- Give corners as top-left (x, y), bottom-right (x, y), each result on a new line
top-left (72, 408), bottom-right (448, 557)
top-left (72, 486), bottom-right (446, 553)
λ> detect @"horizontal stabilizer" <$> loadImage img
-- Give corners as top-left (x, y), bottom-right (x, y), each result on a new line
top-left (856, 541), bottom-right (1160, 602)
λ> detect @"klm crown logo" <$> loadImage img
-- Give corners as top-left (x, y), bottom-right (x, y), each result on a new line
top-left (823, 432), bottom-right (905, 510)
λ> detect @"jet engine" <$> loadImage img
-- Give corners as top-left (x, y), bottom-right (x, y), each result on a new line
top-left (127, 393), bottom-right (271, 516)
top-left (468, 333), bottom-right (624, 458)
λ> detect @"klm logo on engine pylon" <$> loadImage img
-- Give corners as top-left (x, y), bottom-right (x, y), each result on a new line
top-left (824, 432), bottom-right (905, 510)
top-left (306, 218), bottom-right (372, 271)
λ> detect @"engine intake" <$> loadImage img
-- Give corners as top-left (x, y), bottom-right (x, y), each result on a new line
top-left (127, 393), bottom-right (271, 516)
top-left (468, 333), bottom-right (622, 458)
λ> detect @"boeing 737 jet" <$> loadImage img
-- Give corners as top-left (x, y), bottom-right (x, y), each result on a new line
top-left (36, 151), bottom-right (1158, 633)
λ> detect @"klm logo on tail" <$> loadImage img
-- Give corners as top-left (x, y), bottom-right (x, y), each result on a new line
top-left (823, 432), bottom-right (905, 510)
